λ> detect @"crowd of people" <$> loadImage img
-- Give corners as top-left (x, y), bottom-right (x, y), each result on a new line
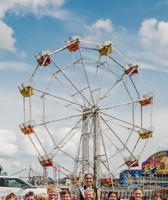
top-left (3, 173), bottom-right (164, 200)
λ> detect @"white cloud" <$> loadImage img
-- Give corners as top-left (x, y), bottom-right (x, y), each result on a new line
top-left (0, 0), bottom-right (69, 52)
top-left (89, 19), bottom-right (113, 32)
top-left (0, 0), bottom-right (68, 20)
top-left (135, 18), bottom-right (168, 72)
top-left (82, 18), bottom-right (168, 74)
top-left (0, 129), bottom-right (18, 157)
top-left (20, 137), bottom-right (39, 156)
top-left (154, 0), bottom-right (168, 9)
top-left (158, 138), bottom-right (168, 150)
top-left (83, 19), bottom-right (113, 41)
top-left (0, 159), bottom-right (21, 174)
top-left (0, 20), bottom-right (16, 52)
top-left (149, 110), bottom-right (168, 153)
top-left (0, 0), bottom-right (13, 18)
top-left (138, 18), bottom-right (168, 54)
top-left (18, 51), bottom-right (27, 59)
top-left (0, 61), bottom-right (31, 71)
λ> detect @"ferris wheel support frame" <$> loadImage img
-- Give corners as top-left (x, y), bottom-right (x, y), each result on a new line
top-left (93, 111), bottom-right (101, 186)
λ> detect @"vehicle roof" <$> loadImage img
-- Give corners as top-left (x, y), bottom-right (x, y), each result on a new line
top-left (0, 175), bottom-right (22, 178)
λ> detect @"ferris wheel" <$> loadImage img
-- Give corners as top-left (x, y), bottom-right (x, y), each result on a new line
top-left (19, 36), bottom-right (154, 186)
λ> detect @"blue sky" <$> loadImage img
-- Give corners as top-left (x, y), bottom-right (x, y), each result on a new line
top-left (0, 0), bottom-right (168, 177)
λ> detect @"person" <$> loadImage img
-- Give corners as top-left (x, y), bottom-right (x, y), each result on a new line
top-left (60, 190), bottom-right (71, 200)
top-left (84, 188), bottom-right (95, 200)
top-left (76, 173), bottom-right (100, 200)
top-left (24, 191), bottom-right (36, 200)
top-left (37, 193), bottom-right (48, 200)
top-left (107, 191), bottom-right (118, 200)
top-left (152, 192), bottom-right (163, 200)
top-left (47, 184), bottom-right (57, 200)
top-left (5, 193), bottom-right (17, 200)
top-left (132, 188), bottom-right (143, 200)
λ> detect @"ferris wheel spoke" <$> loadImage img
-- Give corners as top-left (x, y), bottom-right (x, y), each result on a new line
top-left (102, 128), bottom-right (127, 157)
top-left (108, 55), bottom-right (125, 69)
top-left (53, 147), bottom-right (76, 160)
top-left (139, 137), bottom-right (150, 158)
top-left (94, 62), bottom-right (109, 105)
top-left (78, 48), bottom-right (95, 105)
top-left (129, 76), bottom-right (141, 97)
top-left (100, 115), bottom-right (138, 157)
top-left (71, 56), bottom-right (87, 107)
top-left (100, 128), bottom-right (125, 165)
top-left (113, 45), bottom-right (133, 63)
top-left (51, 59), bottom-right (93, 107)
top-left (98, 63), bottom-right (144, 107)
top-left (33, 87), bottom-right (83, 110)
top-left (53, 161), bottom-right (73, 175)
top-left (98, 68), bottom-right (131, 107)
top-left (73, 132), bottom-right (83, 174)
top-left (47, 66), bottom-right (87, 107)
top-left (100, 111), bottom-right (141, 131)
top-left (35, 112), bottom-right (83, 126)
top-left (101, 109), bottom-right (152, 136)
top-left (28, 135), bottom-right (42, 157)
top-left (99, 77), bottom-right (124, 104)
top-left (29, 64), bottom-right (43, 84)
top-left (101, 99), bottom-right (138, 110)
top-left (53, 113), bottom-right (93, 155)
top-left (27, 129), bottom-right (49, 160)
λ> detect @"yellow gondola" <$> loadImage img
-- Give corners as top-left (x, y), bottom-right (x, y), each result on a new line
top-left (139, 130), bottom-right (153, 139)
top-left (98, 42), bottom-right (112, 56)
top-left (19, 84), bottom-right (33, 97)
top-left (70, 176), bottom-right (81, 185)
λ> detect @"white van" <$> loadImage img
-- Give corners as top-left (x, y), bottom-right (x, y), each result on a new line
top-left (0, 175), bottom-right (47, 199)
